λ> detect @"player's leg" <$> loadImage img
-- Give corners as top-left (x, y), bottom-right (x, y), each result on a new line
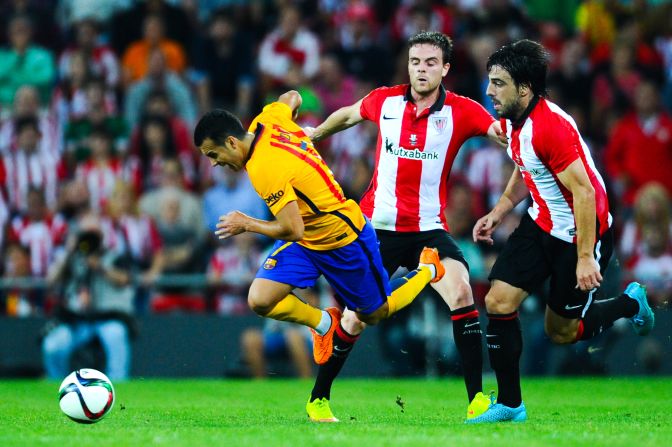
top-left (468, 216), bottom-right (550, 423)
top-left (251, 241), bottom-right (334, 335)
top-left (241, 328), bottom-right (266, 378)
top-left (284, 328), bottom-right (313, 379)
top-left (545, 227), bottom-right (653, 343)
top-left (95, 320), bottom-right (130, 381)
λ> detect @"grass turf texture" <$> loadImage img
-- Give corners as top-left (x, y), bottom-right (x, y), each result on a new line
top-left (1, 378), bottom-right (670, 447)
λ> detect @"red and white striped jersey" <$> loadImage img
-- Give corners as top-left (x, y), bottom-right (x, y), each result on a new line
top-left (359, 85), bottom-right (494, 232)
top-left (100, 215), bottom-right (162, 263)
top-left (75, 158), bottom-right (139, 212)
top-left (0, 149), bottom-right (60, 213)
top-left (503, 97), bottom-right (612, 243)
top-left (8, 214), bottom-right (68, 276)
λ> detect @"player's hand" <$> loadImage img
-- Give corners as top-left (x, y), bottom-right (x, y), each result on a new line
top-left (487, 121), bottom-right (508, 148)
top-left (303, 126), bottom-right (317, 139)
top-left (472, 212), bottom-right (501, 245)
top-left (215, 211), bottom-right (250, 239)
top-left (576, 256), bottom-right (602, 291)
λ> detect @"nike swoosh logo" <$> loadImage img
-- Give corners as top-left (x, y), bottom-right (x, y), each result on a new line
top-left (587, 346), bottom-right (602, 354)
top-left (564, 304), bottom-right (583, 310)
top-left (382, 115), bottom-right (399, 120)
top-left (464, 321), bottom-right (480, 328)
top-left (333, 346), bottom-right (350, 352)
top-left (486, 334), bottom-right (497, 338)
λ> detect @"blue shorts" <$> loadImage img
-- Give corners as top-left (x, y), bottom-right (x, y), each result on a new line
top-left (256, 221), bottom-right (391, 315)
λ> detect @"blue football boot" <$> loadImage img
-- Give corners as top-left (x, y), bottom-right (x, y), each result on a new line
top-left (465, 402), bottom-right (527, 424)
top-left (624, 282), bottom-right (655, 336)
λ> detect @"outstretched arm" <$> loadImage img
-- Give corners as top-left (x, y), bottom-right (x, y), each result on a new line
top-left (305, 98), bottom-right (365, 142)
top-left (473, 166), bottom-right (528, 244)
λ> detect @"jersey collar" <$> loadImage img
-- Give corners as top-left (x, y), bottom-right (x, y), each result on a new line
top-left (511, 95), bottom-right (541, 128)
top-left (245, 122), bottom-right (265, 165)
top-left (405, 84), bottom-right (447, 115)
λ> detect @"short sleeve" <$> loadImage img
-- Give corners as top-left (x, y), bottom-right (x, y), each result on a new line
top-left (533, 115), bottom-right (581, 173)
top-left (460, 96), bottom-right (495, 136)
top-left (360, 88), bottom-right (387, 122)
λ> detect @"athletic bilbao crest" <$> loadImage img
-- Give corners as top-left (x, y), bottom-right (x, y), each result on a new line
top-left (431, 116), bottom-right (447, 133)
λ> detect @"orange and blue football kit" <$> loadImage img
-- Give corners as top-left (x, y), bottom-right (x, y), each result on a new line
top-left (246, 102), bottom-right (431, 315)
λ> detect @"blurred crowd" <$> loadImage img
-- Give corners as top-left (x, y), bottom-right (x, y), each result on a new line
top-left (1, 0), bottom-right (672, 376)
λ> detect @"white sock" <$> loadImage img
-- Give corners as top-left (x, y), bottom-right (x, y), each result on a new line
top-left (418, 263), bottom-right (437, 280)
top-left (314, 310), bottom-right (332, 335)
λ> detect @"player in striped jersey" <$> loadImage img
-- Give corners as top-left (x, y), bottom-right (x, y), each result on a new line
top-left (194, 90), bottom-right (445, 422)
top-left (305, 31), bottom-right (506, 420)
top-left (469, 40), bottom-right (655, 423)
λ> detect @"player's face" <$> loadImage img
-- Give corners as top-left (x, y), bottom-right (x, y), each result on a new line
top-left (199, 137), bottom-right (244, 171)
top-left (486, 65), bottom-right (526, 120)
top-left (408, 44), bottom-right (449, 96)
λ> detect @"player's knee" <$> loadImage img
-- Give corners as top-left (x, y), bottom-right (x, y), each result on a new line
top-left (445, 280), bottom-right (473, 308)
top-left (357, 311), bottom-right (382, 326)
top-left (241, 329), bottom-right (263, 351)
top-left (484, 291), bottom-right (516, 314)
top-left (247, 295), bottom-right (272, 316)
top-left (545, 326), bottom-right (576, 344)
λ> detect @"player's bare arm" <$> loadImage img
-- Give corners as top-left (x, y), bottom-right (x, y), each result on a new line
top-left (278, 90), bottom-right (303, 120)
top-left (304, 98), bottom-right (365, 142)
top-left (473, 166), bottom-right (528, 244)
top-left (486, 121), bottom-right (508, 148)
top-left (215, 201), bottom-right (304, 241)
top-left (556, 159), bottom-right (601, 292)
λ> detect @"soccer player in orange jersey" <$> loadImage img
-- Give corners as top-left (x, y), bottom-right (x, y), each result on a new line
top-left (194, 90), bottom-right (445, 422)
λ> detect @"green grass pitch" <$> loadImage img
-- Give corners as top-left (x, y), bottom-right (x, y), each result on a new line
top-left (1, 378), bottom-right (670, 447)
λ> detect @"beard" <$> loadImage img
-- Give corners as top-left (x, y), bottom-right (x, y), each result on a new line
top-left (496, 100), bottom-right (525, 120)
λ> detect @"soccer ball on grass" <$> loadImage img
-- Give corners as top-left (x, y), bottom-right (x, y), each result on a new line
top-left (58, 368), bottom-right (115, 423)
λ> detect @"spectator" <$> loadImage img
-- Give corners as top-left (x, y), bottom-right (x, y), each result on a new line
top-left (547, 38), bottom-right (592, 112)
top-left (42, 213), bottom-right (135, 380)
top-left (2, 243), bottom-right (41, 316)
top-left (56, 0), bottom-right (130, 33)
top-left (74, 127), bottom-right (135, 212)
top-left (59, 19), bottom-right (121, 90)
top-left (0, 14), bottom-right (56, 108)
top-left (313, 54), bottom-right (358, 116)
top-left (240, 286), bottom-right (319, 379)
top-left (193, 10), bottom-right (255, 120)
top-left (207, 232), bottom-right (264, 315)
top-left (125, 49), bottom-right (197, 127)
top-left (149, 189), bottom-right (204, 313)
top-left (139, 158), bottom-right (205, 242)
top-left (257, 5), bottom-right (320, 96)
top-left (129, 115), bottom-right (195, 192)
top-left (7, 187), bottom-right (67, 278)
top-left (604, 79), bottom-right (672, 206)
top-left (0, 116), bottom-right (60, 213)
top-left (102, 180), bottom-right (164, 289)
top-left (121, 14), bottom-right (187, 85)
top-left (331, 2), bottom-right (392, 85)
top-left (0, 85), bottom-right (62, 158)
top-left (202, 170), bottom-right (268, 232)
top-left (620, 183), bottom-right (672, 307)
top-left (64, 78), bottom-right (127, 162)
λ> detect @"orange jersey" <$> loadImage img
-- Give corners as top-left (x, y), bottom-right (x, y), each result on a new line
top-left (246, 102), bottom-right (365, 250)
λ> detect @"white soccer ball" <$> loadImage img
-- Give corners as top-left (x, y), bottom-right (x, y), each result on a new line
top-left (58, 368), bottom-right (115, 423)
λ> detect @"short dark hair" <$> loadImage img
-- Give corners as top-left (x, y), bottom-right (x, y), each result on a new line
top-left (193, 109), bottom-right (246, 147)
top-left (15, 115), bottom-right (39, 134)
top-left (487, 39), bottom-right (549, 97)
top-left (407, 31), bottom-right (453, 64)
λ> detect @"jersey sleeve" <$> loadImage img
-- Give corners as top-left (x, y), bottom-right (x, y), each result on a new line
top-left (249, 163), bottom-right (298, 217)
top-left (460, 96), bottom-right (495, 136)
top-left (534, 115), bottom-right (581, 173)
top-left (359, 87), bottom-right (387, 122)
top-left (249, 102), bottom-right (294, 131)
